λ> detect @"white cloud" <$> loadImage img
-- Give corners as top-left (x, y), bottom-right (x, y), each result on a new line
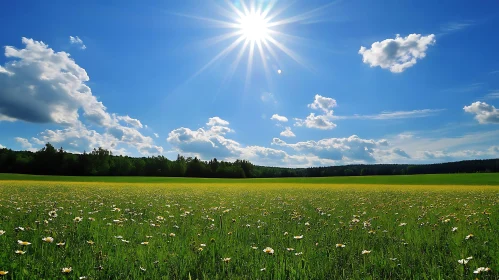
top-left (271, 114), bottom-right (288, 122)
top-left (0, 143), bottom-right (4, 149)
top-left (308, 94), bottom-right (337, 113)
top-left (206, 116), bottom-right (229, 127)
top-left (69, 36), bottom-right (86, 50)
top-left (280, 127), bottom-right (296, 138)
top-left (15, 137), bottom-right (36, 152)
top-left (0, 37), bottom-right (108, 125)
top-left (332, 109), bottom-right (444, 120)
top-left (464, 101), bottom-right (499, 124)
top-left (115, 115), bottom-right (143, 128)
top-left (294, 112), bottom-right (336, 130)
top-left (154, 133), bottom-right (159, 138)
top-left (1, 38), bottom-right (162, 155)
top-left (359, 34), bottom-right (436, 73)
top-left (272, 135), bottom-right (389, 162)
top-left (484, 92), bottom-right (499, 100)
top-left (440, 21), bottom-right (475, 34)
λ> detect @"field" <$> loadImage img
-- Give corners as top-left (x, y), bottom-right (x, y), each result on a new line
top-left (0, 174), bottom-right (498, 279)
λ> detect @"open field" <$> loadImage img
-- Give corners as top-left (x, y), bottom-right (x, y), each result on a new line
top-left (0, 178), bottom-right (498, 279)
top-left (2, 172), bottom-right (499, 185)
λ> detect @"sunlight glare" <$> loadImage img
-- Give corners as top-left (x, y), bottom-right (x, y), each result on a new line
top-left (238, 12), bottom-right (269, 43)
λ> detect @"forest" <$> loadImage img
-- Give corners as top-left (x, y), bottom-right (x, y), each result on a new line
top-left (0, 143), bottom-right (498, 178)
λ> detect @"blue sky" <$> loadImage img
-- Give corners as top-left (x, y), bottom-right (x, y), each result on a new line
top-left (1, 0), bottom-right (498, 167)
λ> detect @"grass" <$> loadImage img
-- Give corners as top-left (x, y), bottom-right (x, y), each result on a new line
top-left (0, 177), bottom-right (497, 279)
top-left (1, 172), bottom-right (499, 185)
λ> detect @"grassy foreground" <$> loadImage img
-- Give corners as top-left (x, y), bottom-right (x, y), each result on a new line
top-left (1, 172), bottom-right (499, 185)
top-left (0, 178), bottom-right (498, 279)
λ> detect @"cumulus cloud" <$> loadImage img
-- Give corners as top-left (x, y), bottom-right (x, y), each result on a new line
top-left (308, 94), bottom-right (337, 113)
top-left (272, 135), bottom-right (389, 162)
top-left (0, 38), bottom-right (162, 155)
top-left (115, 115), bottom-right (143, 128)
top-left (0, 143), bottom-right (4, 149)
top-left (280, 127), bottom-right (296, 137)
top-left (206, 117), bottom-right (229, 127)
top-left (464, 101), bottom-right (499, 124)
top-left (271, 114), bottom-right (288, 122)
top-left (15, 137), bottom-right (36, 152)
top-left (154, 133), bottom-right (159, 138)
top-left (294, 113), bottom-right (336, 130)
top-left (0, 37), bottom-right (108, 125)
top-left (359, 34), bottom-right (436, 73)
top-left (168, 117), bottom-right (355, 167)
top-left (69, 36), bottom-right (86, 50)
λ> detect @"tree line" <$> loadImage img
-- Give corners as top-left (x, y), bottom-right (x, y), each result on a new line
top-left (0, 143), bottom-right (498, 178)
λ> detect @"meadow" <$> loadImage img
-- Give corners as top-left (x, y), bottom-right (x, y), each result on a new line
top-left (0, 174), bottom-right (498, 279)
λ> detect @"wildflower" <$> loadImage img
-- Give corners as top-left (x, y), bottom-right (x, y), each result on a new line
top-left (114, 236), bottom-right (123, 239)
top-left (466, 256), bottom-right (473, 260)
top-left (251, 246), bottom-right (258, 250)
top-left (42, 237), bottom-right (54, 243)
top-left (294, 235), bottom-right (303, 240)
top-left (62, 267), bottom-right (72, 273)
top-left (15, 250), bottom-right (25, 254)
top-left (198, 247), bottom-right (203, 251)
top-left (222, 257), bottom-right (231, 263)
top-left (169, 233), bottom-right (176, 237)
top-left (200, 244), bottom-right (206, 247)
top-left (146, 235), bottom-right (153, 239)
top-left (121, 239), bottom-right (130, 243)
top-left (15, 227), bottom-right (25, 232)
top-left (283, 232), bottom-right (288, 236)
top-left (474, 267), bottom-right (491, 274)
top-left (451, 227), bottom-right (458, 232)
top-left (87, 240), bottom-right (95, 245)
top-left (0, 230), bottom-right (5, 236)
top-left (141, 242), bottom-right (149, 245)
top-left (79, 277), bottom-right (88, 279)
top-left (286, 248), bottom-right (295, 251)
top-left (140, 267), bottom-right (146, 272)
top-left (362, 250), bottom-right (371, 255)
top-left (304, 222), bottom-right (310, 226)
top-left (465, 234), bottom-right (474, 240)
top-left (0, 271), bottom-right (8, 276)
top-left (260, 268), bottom-right (266, 271)
top-left (368, 230), bottom-right (376, 234)
top-left (263, 247), bottom-right (275, 255)
top-left (17, 240), bottom-right (31, 246)
top-left (458, 259), bottom-right (469, 265)
top-left (389, 258), bottom-right (397, 261)
top-left (295, 252), bottom-right (303, 256)
top-left (336, 244), bottom-right (345, 248)
top-left (56, 242), bottom-right (65, 247)
top-left (48, 211), bottom-right (58, 218)
top-left (399, 223), bottom-right (407, 227)
top-left (73, 217), bottom-right (82, 223)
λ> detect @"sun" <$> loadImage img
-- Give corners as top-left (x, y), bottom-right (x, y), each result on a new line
top-left (176, 0), bottom-right (333, 87)
top-left (238, 12), bottom-right (269, 43)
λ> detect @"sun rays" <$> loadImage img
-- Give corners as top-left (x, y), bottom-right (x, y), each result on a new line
top-left (176, 0), bottom-right (332, 88)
